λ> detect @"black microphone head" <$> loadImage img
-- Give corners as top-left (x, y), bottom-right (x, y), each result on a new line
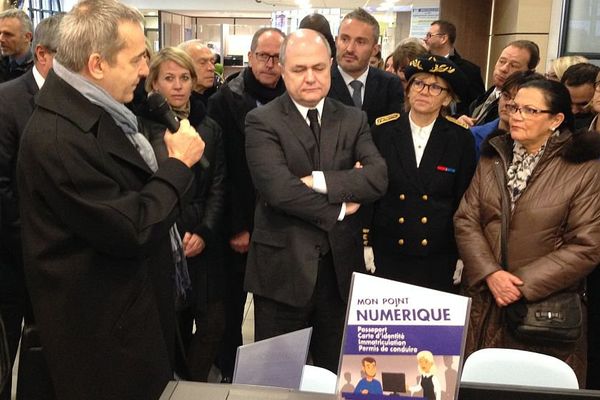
top-left (146, 91), bottom-right (180, 133)
top-left (147, 92), bottom-right (171, 115)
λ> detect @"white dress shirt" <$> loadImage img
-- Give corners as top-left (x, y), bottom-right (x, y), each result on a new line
top-left (290, 97), bottom-right (346, 220)
top-left (338, 65), bottom-right (369, 104)
top-left (409, 111), bottom-right (436, 167)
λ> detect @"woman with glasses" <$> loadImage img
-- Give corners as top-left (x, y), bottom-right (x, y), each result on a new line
top-left (454, 79), bottom-right (600, 384)
top-left (369, 55), bottom-right (475, 293)
top-left (142, 47), bottom-right (227, 382)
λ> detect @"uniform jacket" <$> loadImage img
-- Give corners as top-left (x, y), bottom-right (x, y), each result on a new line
top-left (371, 112), bottom-right (476, 256)
top-left (454, 129), bottom-right (600, 382)
top-left (17, 71), bottom-right (195, 400)
top-left (244, 93), bottom-right (388, 307)
top-left (207, 69), bottom-right (260, 237)
top-left (328, 65), bottom-right (404, 127)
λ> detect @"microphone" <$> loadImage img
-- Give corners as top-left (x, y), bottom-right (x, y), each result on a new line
top-left (147, 92), bottom-right (209, 169)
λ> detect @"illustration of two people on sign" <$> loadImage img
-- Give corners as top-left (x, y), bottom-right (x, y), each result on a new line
top-left (353, 351), bottom-right (441, 399)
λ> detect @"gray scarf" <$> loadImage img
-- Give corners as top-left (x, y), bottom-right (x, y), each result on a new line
top-left (53, 60), bottom-right (191, 303)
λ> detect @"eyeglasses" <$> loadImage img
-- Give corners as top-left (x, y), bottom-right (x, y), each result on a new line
top-left (425, 32), bottom-right (445, 39)
top-left (411, 79), bottom-right (448, 96)
top-left (505, 103), bottom-right (553, 118)
top-left (254, 52), bottom-right (279, 63)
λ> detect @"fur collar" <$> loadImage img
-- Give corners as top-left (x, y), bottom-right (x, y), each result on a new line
top-left (480, 128), bottom-right (600, 163)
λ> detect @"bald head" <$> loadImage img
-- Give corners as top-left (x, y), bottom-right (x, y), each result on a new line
top-left (280, 29), bottom-right (332, 107)
top-left (179, 40), bottom-right (215, 92)
top-left (280, 28), bottom-right (331, 66)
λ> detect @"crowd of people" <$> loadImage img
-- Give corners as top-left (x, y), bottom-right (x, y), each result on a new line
top-left (1, 1), bottom-right (600, 399)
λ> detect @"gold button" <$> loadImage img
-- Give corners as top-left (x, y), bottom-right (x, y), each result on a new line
top-left (421, 239), bottom-right (428, 246)
top-left (398, 239), bottom-right (405, 246)
top-left (422, 194), bottom-right (428, 201)
top-left (399, 194), bottom-right (406, 200)
top-left (421, 217), bottom-right (428, 224)
top-left (398, 217), bottom-right (405, 224)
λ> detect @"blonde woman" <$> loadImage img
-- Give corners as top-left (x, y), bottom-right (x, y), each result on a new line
top-left (410, 350), bottom-right (441, 400)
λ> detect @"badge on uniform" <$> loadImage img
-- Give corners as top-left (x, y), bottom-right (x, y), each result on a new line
top-left (437, 165), bottom-right (456, 173)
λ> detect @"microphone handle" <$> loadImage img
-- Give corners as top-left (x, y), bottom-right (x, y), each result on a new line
top-left (168, 114), bottom-right (210, 170)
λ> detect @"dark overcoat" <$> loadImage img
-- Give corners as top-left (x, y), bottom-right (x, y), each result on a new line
top-left (17, 71), bottom-right (194, 400)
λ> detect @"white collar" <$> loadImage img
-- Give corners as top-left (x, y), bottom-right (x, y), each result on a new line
top-left (32, 64), bottom-right (45, 89)
top-left (337, 65), bottom-right (369, 88)
top-left (408, 111), bottom-right (436, 133)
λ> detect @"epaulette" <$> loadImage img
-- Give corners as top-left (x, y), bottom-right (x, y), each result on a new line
top-left (445, 115), bottom-right (469, 129)
top-left (375, 113), bottom-right (400, 126)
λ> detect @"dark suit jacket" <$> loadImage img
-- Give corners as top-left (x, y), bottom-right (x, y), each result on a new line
top-left (468, 86), bottom-right (499, 126)
top-left (370, 113), bottom-right (476, 257)
top-left (17, 71), bottom-right (195, 400)
top-left (207, 70), bottom-right (260, 238)
top-left (328, 65), bottom-right (404, 126)
top-left (450, 51), bottom-right (485, 115)
top-left (244, 94), bottom-right (388, 307)
top-left (0, 68), bottom-right (38, 263)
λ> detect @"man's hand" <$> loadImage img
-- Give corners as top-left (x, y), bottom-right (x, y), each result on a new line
top-left (230, 230), bottom-right (250, 253)
top-left (345, 202), bottom-right (361, 215)
top-left (457, 115), bottom-right (477, 128)
top-left (164, 119), bottom-right (205, 168)
top-left (485, 270), bottom-right (524, 307)
top-left (183, 232), bottom-right (206, 257)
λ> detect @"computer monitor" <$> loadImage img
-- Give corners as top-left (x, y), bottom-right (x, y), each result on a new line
top-left (382, 372), bottom-right (406, 395)
top-left (223, 55), bottom-right (243, 66)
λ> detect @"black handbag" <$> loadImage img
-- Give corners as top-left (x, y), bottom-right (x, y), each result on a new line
top-left (494, 163), bottom-right (583, 344)
top-left (505, 292), bottom-right (583, 343)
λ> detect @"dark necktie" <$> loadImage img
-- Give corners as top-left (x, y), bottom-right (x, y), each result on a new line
top-left (307, 108), bottom-right (320, 144)
top-left (349, 80), bottom-right (363, 108)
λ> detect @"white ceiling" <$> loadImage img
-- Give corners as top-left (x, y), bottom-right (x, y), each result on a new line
top-left (125, 0), bottom-right (438, 17)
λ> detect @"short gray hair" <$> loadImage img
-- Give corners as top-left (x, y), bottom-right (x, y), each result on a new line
top-left (178, 39), bottom-right (208, 52)
top-left (56, 0), bottom-right (144, 72)
top-left (0, 9), bottom-right (33, 35)
top-left (279, 29), bottom-right (331, 66)
top-left (250, 27), bottom-right (285, 52)
top-left (32, 13), bottom-right (65, 54)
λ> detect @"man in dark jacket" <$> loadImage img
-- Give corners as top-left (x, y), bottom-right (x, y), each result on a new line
top-left (425, 19), bottom-right (485, 115)
top-left (0, 9), bottom-right (33, 83)
top-left (0, 13), bottom-right (62, 400)
top-left (328, 8), bottom-right (404, 127)
top-left (207, 26), bottom-right (285, 382)
top-left (458, 40), bottom-right (540, 127)
top-left (16, 1), bottom-right (205, 399)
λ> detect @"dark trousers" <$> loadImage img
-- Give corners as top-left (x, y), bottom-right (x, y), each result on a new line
top-left (216, 249), bottom-right (247, 379)
top-left (0, 257), bottom-right (32, 400)
top-left (253, 252), bottom-right (346, 373)
top-left (178, 301), bottom-right (225, 381)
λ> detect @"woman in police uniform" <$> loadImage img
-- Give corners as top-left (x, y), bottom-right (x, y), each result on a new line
top-left (370, 55), bottom-right (476, 293)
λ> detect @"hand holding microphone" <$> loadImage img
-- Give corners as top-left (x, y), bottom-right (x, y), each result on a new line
top-left (147, 92), bottom-right (208, 169)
